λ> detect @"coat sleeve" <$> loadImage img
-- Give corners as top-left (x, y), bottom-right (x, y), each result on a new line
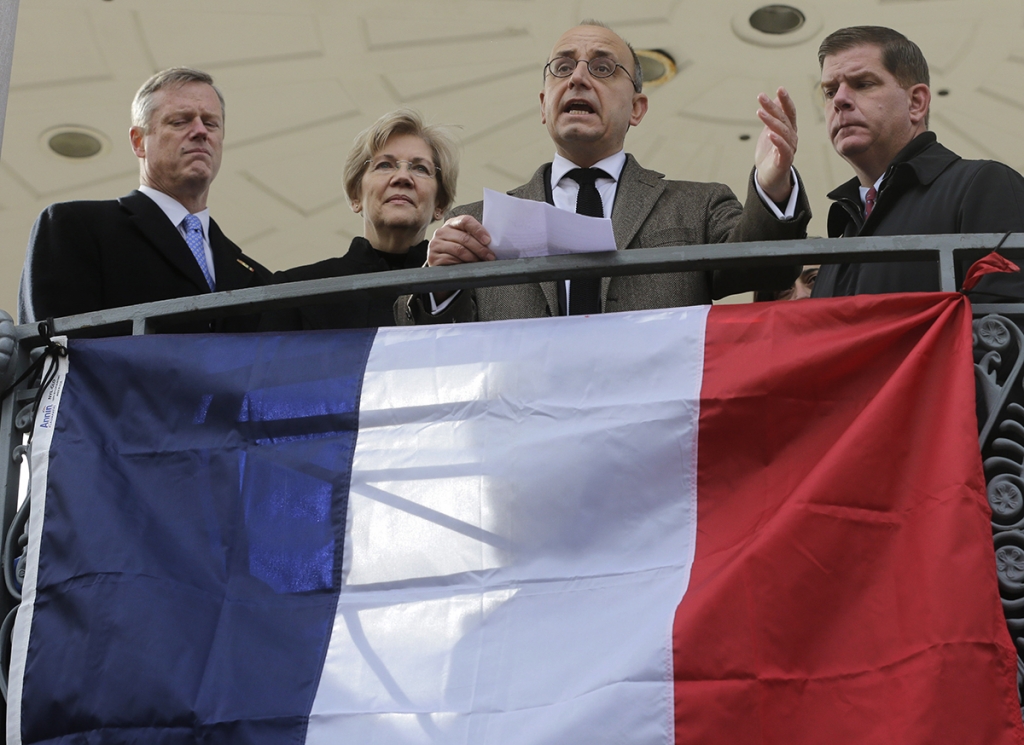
top-left (960, 162), bottom-right (1024, 233)
top-left (959, 162), bottom-right (1024, 301)
top-left (395, 201), bottom-right (485, 325)
top-left (706, 168), bottom-right (810, 299)
top-left (19, 204), bottom-right (104, 324)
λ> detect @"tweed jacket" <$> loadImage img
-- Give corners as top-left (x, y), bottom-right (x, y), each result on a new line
top-left (399, 154), bottom-right (810, 323)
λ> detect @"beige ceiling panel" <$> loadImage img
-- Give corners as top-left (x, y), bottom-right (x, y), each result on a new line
top-left (52, 172), bottom-right (140, 204)
top-left (368, 32), bottom-right (535, 63)
top-left (910, 20), bottom-right (980, 75)
top-left (362, 14), bottom-right (528, 50)
top-left (679, 75), bottom-right (779, 126)
top-left (139, 11), bottom-right (322, 69)
top-left (366, 31), bottom-right (553, 108)
top-left (9, 8), bottom-right (110, 88)
top-left (1, 105), bottom-right (138, 198)
top-left (0, 216), bottom-right (24, 308)
top-left (977, 58), bottom-right (1024, 112)
top-left (220, 80), bottom-right (359, 148)
top-left (204, 171), bottom-right (295, 261)
top-left (240, 206), bottom-right (361, 271)
top-left (481, 129), bottom-right (562, 186)
top-left (577, 0), bottom-right (676, 26)
top-left (383, 60), bottom-right (537, 103)
top-left (640, 135), bottom-right (711, 181)
top-left (0, 165), bottom-right (36, 212)
top-left (663, 130), bottom-right (750, 194)
top-left (932, 105), bottom-right (1024, 162)
top-left (418, 69), bottom-right (539, 140)
top-left (242, 146), bottom-right (347, 219)
top-left (673, 138), bottom-right (733, 190)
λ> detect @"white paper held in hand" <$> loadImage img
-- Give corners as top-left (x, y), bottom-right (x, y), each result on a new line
top-left (482, 189), bottom-right (617, 260)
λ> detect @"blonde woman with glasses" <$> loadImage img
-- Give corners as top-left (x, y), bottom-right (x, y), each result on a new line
top-left (266, 109), bottom-right (459, 329)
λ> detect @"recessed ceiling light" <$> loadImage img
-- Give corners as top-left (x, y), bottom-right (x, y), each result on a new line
top-left (42, 126), bottom-right (109, 160)
top-left (732, 3), bottom-right (820, 47)
top-left (636, 49), bottom-right (677, 89)
top-left (749, 5), bottom-right (805, 35)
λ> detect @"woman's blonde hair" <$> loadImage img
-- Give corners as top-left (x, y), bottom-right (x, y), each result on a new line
top-left (343, 109), bottom-right (460, 214)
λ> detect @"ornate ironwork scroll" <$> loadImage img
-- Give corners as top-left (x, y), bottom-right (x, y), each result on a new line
top-left (976, 313), bottom-right (1024, 715)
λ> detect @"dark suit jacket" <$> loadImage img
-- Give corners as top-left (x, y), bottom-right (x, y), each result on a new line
top-left (261, 236), bottom-right (428, 330)
top-left (814, 132), bottom-right (1024, 301)
top-left (19, 190), bottom-right (271, 331)
top-left (399, 154), bottom-right (810, 323)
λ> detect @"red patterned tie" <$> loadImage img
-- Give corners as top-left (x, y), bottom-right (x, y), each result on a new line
top-left (864, 186), bottom-right (877, 219)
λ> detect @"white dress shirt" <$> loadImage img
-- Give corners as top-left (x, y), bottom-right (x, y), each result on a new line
top-left (550, 151), bottom-right (626, 213)
top-left (138, 185), bottom-right (217, 283)
top-left (432, 152), bottom-right (630, 315)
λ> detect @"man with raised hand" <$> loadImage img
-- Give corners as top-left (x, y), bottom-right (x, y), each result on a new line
top-left (400, 20), bottom-right (810, 323)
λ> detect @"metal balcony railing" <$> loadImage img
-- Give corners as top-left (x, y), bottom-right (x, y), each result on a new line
top-left (8, 232), bottom-right (1023, 339)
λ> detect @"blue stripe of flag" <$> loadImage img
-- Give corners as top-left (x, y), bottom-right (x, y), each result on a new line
top-left (21, 330), bottom-right (376, 745)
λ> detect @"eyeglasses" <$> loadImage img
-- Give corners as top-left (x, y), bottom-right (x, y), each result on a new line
top-left (365, 158), bottom-right (439, 179)
top-left (544, 57), bottom-right (638, 91)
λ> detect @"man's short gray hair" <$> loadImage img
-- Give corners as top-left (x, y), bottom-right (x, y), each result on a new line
top-left (131, 68), bottom-right (225, 131)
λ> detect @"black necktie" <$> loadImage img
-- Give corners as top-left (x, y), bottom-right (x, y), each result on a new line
top-left (563, 168), bottom-right (608, 315)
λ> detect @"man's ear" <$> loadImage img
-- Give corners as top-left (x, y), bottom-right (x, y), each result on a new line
top-left (129, 126), bottom-right (145, 159)
top-left (539, 90), bottom-right (547, 125)
top-left (630, 93), bottom-right (649, 127)
top-left (908, 83), bottom-right (930, 127)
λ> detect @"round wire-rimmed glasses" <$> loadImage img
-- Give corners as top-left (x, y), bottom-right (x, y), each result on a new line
top-left (544, 57), bottom-right (638, 91)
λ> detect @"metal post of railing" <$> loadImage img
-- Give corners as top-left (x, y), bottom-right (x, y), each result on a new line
top-left (0, 382), bottom-right (19, 578)
top-left (0, 344), bottom-right (30, 720)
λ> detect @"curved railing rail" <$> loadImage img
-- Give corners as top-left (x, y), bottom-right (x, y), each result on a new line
top-left (7, 232), bottom-right (1022, 340)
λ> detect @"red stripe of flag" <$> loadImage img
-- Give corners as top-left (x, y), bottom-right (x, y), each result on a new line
top-left (676, 293), bottom-right (1023, 744)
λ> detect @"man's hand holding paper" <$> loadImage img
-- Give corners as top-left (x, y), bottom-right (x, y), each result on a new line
top-left (481, 189), bottom-right (617, 259)
top-left (426, 190), bottom-right (616, 268)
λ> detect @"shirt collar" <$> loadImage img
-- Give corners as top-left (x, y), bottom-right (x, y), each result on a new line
top-left (138, 185), bottom-right (211, 237)
top-left (550, 150), bottom-right (627, 189)
top-left (859, 173), bottom-right (885, 206)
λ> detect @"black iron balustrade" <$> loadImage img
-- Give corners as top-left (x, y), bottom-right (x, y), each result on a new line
top-left (2, 233), bottom-right (1024, 721)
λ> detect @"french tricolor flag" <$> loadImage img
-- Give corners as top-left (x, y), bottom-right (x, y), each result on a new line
top-left (8, 294), bottom-right (1023, 744)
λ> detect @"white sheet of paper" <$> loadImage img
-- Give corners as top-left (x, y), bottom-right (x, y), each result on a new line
top-left (482, 188), bottom-right (617, 259)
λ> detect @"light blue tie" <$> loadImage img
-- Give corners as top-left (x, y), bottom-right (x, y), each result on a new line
top-left (182, 214), bottom-right (215, 291)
